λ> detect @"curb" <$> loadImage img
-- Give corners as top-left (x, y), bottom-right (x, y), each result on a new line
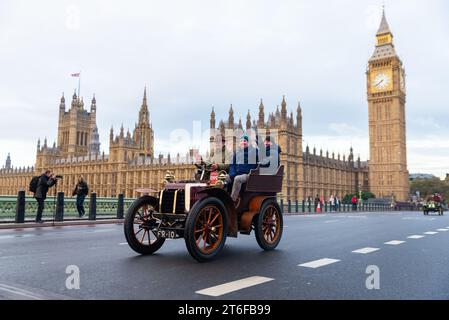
top-left (0, 219), bottom-right (124, 229)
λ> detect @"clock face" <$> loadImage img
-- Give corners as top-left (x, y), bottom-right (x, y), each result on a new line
top-left (373, 72), bottom-right (391, 91)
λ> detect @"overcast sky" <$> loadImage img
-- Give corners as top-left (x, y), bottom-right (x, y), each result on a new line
top-left (0, 0), bottom-right (448, 178)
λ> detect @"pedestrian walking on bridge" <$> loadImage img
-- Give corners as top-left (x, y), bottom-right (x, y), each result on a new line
top-left (73, 176), bottom-right (89, 218)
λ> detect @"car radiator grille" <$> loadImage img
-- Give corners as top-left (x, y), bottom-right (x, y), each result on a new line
top-left (159, 189), bottom-right (185, 214)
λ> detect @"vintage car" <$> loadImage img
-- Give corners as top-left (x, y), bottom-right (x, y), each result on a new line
top-left (423, 200), bottom-right (444, 216)
top-left (123, 162), bottom-right (284, 262)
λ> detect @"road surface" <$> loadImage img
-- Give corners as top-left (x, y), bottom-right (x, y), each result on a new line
top-left (0, 211), bottom-right (448, 300)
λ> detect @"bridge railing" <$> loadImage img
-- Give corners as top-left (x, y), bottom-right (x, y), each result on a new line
top-left (2, 191), bottom-right (422, 224)
top-left (278, 199), bottom-right (420, 214)
top-left (1, 191), bottom-right (136, 223)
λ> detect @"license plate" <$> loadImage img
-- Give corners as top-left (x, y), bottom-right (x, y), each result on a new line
top-left (156, 230), bottom-right (177, 239)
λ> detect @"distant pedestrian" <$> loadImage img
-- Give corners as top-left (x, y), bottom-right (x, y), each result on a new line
top-left (73, 176), bottom-right (89, 218)
top-left (314, 194), bottom-right (320, 212)
top-left (351, 195), bottom-right (358, 211)
top-left (306, 196), bottom-right (312, 211)
top-left (329, 195), bottom-right (335, 211)
top-left (33, 170), bottom-right (57, 223)
top-left (335, 196), bottom-right (340, 211)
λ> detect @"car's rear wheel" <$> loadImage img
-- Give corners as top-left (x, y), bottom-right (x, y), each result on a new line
top-left (255, 199), bottom-right (283, 251)
top-left (184, 197), bottom-right (228, 262)
top-left (124, 196), bottom-right (165, 255)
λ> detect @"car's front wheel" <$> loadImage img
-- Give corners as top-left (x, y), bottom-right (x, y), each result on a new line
top-left (124, 196), bottom-right (165, 255)
top-left (184, 197), bottom-right (228, 262)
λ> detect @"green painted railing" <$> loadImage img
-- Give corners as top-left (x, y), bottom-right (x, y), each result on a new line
top-left (0, 195), bottom-right (135, 220)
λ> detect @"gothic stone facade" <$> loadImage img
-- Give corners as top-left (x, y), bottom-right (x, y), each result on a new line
top-left (0, 92), bottom-right (367, 201)
top-left (0, 90), bottom-right (196, 199)
top-left (0, 11), bottom-right (408, 202)
top-left (209, 98), bottom-right (369, 202)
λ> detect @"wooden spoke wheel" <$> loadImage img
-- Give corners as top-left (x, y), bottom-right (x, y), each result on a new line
top-left (255, 199), bottom-right (283, 251)
top-left (185, 197), bottom-right (228, 262)
top-left (124, 196), bottom-right (165, 255)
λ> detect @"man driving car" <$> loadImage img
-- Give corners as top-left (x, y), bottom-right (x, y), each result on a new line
top-left (227, 134), bottom-right (258, 205)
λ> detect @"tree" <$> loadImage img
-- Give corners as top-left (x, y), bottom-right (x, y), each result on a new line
top-left (410, 178), bottom-right (449, 202)
top-left (343, 191), bottom-right (376, 204)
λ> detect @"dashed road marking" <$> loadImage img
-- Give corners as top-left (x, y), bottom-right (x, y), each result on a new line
top-left (408, 235), bottom-right (425, 239)
top-left (195, 276), bottom-right (274, 297)
top-left (298, 258), bottom-right (340, 269)
top-left (384, 240), bottom-right (405, 246)
top-left (436, 229), bottom-right (448, 232)
top-left (424, 231), bottom-right (438, 235)
top-left (324, 220), bottom-right (339, 224)
top-left (119, 242), bottom-right (128, 245)
top-left (352, 247), bottom-right (380, 254)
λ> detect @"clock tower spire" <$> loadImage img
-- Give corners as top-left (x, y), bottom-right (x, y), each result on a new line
top-left (367, 7), bottom-right (409, 202)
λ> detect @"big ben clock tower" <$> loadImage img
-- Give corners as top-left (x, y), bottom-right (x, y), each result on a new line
top-left (367, 8), bottom-right (409, 202)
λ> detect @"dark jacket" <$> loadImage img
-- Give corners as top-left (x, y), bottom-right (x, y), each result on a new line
top-left (73, 181), bottom-right (89, 197)
top-left (259, 143), bottom-right (281, 174)
top-left (229, 146), bottom-right (259, 178)
top-left (35, 174), bottom-right (56, 200)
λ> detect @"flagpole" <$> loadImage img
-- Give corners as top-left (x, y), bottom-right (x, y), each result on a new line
top-left (78, 71), bottom-right (81, 99)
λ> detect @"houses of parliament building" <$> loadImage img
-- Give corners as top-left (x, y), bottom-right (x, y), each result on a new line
top-left (0, 10), bottom-right (409, 202)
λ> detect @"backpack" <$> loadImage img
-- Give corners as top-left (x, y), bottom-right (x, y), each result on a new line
top-left (29, 176), bottom-right (40, 193)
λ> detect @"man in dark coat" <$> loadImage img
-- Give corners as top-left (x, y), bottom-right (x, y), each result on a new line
top-left (228, 134), bottom-right (258, 204)
top-left (34, 170), bottom-right (57, 223)
top-left (72, 176), bottom-right (89, 218)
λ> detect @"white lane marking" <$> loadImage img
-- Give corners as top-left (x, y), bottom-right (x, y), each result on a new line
top-left (85, 229), bottom-right (116, 234)
top-left (384, 240), bottom-right (405, 246)
top-left (408, 235), bottom-right (425, 239)
top-left (0, 235), bottom-right (15, 240)
top-left (195, 276), bottom-right (274, 297)
top-left (436, 229), bottom-right (448, 232)
top-left (424, 232), bottom-right (438, 235)
top-left (119, 242), bottom-right (128, 245)
top-left (0, 283), bottom-right (43, 300)
top-left (298, 258), bottom-right (341, 269)
top-left (324, 220), bottom-right (339, 224)
top-left (352, 247), bottom-right (380, 254)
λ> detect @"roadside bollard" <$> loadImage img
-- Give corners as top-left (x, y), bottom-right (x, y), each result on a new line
top-left (295, 200), bottom-right (299, 213)
top-left (117, 194), bottom-right (124, 219)
top-left (280, 199), bottom-right (284, 213)
top-left (55, 192), bottom-right (64, 222)
top-left (288, 200), bottom-right (291, 213)
top-left (89, 192), bottom-right (97, 220)
top-left (302, 200), bottom-right (305, 213)
top-left (15, 190), bottom-right (26, 223)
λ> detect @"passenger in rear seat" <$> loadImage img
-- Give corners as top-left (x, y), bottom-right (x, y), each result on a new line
top-left (259, 136), bottom-right (281, 175)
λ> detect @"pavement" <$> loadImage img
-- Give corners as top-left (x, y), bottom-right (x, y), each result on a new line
top-left (0, 210), bottom-right (448, 300)
top-left (0, 218), bottom-right (123, 229)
